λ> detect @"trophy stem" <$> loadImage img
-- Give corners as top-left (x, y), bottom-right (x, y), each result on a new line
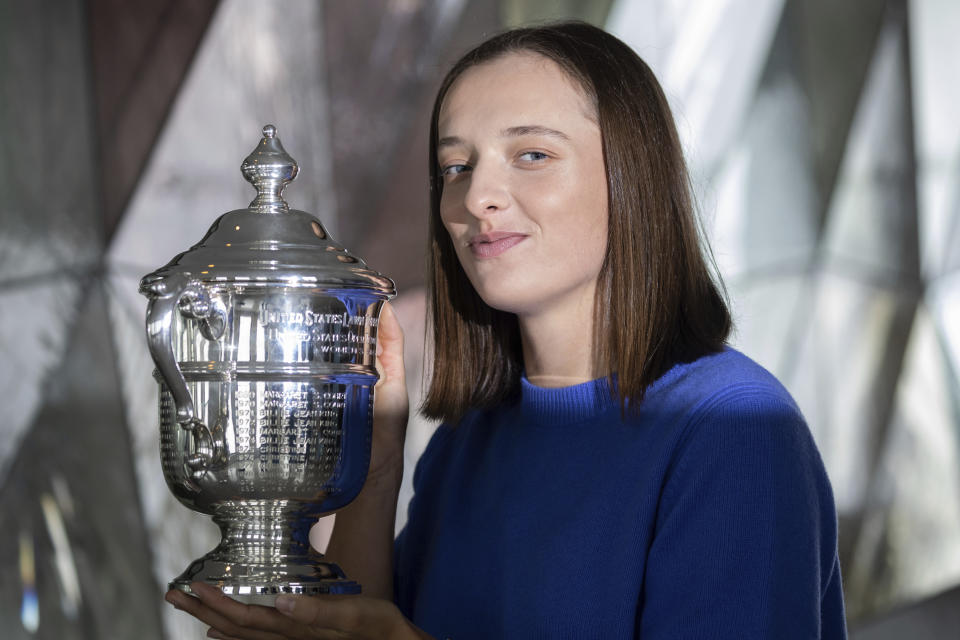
top-left (213, 500), bottom-right (314, 559)
top-left (169, 500), bottom-right (360, 601)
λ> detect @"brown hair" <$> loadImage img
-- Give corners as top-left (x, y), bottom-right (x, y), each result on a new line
top-left (422, 21), bottom-right (731, 423)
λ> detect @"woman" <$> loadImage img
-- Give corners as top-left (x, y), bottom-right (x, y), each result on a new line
top-left (168, 21), bottom-right (847, 639)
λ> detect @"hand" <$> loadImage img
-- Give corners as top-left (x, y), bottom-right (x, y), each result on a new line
top-left (367, 301), bottom-right (409, 486)
top-left (166, 582), bottom-right (434, 640)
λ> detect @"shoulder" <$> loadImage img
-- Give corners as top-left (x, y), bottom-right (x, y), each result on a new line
top-left (648, 347), bottom-right (827, 491)
top-left (643, 346), bottom-right (803, 432)
top-left (652, 349), bottom-right (836, 524)
top-left (650, 351), bottom-right (837, 537)
top-left (656, 346), bottom-right (797, 409)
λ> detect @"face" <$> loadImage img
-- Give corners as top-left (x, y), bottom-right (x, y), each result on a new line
top-left (437, 52), bottom-right (608, 319)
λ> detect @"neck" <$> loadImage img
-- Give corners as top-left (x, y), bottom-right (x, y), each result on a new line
top-left (518, 293), bottom-right (598, 388)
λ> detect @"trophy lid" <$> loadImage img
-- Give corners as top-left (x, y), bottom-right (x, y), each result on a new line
top-left (140, 125), bottom-right (395, 297)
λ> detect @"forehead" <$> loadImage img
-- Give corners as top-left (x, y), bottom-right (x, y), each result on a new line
top-left (437, 52), bottom-right (595, 134)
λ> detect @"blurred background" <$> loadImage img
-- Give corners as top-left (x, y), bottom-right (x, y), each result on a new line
top-left (1, 0), bottom-right (958, 637)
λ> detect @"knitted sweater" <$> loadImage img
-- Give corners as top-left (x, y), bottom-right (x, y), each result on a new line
top-left (394, 347), bottom-right (847, 639)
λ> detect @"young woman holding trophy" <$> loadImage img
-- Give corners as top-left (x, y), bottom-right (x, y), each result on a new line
top-left (167, 21), bottom-right (847, 639)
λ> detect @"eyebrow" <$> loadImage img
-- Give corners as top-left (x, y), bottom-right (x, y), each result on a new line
top-left (437, 125), bottom-right (571, 150)
top-left (501, 125), bottom-right (570, 141)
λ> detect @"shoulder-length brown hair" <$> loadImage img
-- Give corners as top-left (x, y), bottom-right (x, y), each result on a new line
top-left (422, 20), bottom-right (731, 424)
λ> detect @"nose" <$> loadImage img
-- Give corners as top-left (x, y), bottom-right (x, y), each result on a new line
top-left (463, 160), bottom-right (508, 217)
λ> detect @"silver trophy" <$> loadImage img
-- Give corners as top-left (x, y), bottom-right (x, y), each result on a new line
top-left (140, 125), bottom-right (395, 600)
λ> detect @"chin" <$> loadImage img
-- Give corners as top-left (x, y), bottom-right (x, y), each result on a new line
top-left (472, 283), bottom-right (544, 316)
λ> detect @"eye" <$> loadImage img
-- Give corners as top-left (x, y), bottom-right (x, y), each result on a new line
top-left (440, 163), bottom-right (471, 178)
top-left (518, 151), bottom-right (549, 163)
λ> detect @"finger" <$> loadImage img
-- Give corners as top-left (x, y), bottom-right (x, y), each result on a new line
top-left (166, 586), bottom-right (291, 640)
top-left (192, 583), bottom-right (303, 637)
top-left (378, 302), bottom-right (405, 349)
top-left (373, 304), bottom-right (409, 423)
top-left (375, 303), bottom-right (406, 380)
top-left (275, 595), bottom-right (346, 630)
top-left (275, 594), bottom-right (398, 637)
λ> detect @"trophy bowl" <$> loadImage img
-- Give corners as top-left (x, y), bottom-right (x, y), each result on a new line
top-left (140, 125), bottom-right (395, 601)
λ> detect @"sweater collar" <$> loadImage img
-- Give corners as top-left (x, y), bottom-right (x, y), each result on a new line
top-left (517, 354), bottom-right (700, 426)
top-left (519, 375), bottom-right (618, 426)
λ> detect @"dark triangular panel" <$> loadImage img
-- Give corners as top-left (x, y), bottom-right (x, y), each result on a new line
top-left (821, 0), bottom-right (920, 286)
top-left (788, 0), bottom-right (887, 230)
top-left (0, 283), bottom-right (163, 639)
top-left (87, 0), bottom-right (219, 240)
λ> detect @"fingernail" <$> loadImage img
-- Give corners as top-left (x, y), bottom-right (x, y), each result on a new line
top-left (275, 595), bottom-right (295, 614)
top-left (206, 629), bottom-right (224, 639)
top-left (376, 341), bottom-right (383, 356)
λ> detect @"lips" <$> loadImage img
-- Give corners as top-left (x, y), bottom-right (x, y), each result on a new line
top-left (468, 231), bottom-right (528, 258)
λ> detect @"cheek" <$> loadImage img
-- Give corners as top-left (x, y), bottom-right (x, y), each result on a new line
top-left (542, 167), bottom-right (608, 261)
top-left (438, 194), bottom-right (461, 239)
top-left (556, 192), bottom-right (607, 285)
top-left (439, 212), bottom-right (468, 255)
top-left (438, 193), bottom-right (453, 230)
top-left (437, 211), bottom-right (473, 275)
top-left (438, 181), bottom-right (469, 225)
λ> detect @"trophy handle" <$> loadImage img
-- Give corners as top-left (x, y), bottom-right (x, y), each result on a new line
top-left (143, 274), bottom-right (227, 476)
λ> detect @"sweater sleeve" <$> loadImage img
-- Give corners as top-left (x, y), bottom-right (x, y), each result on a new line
top-left (638, 388), bottom-right (847, 639)
top-left (394, 424), bottom-right (456, 615)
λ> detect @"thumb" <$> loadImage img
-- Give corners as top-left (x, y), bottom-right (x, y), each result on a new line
top-left (374, 302), bottom-right (406, 383)
top-left (376, 301), bottom-right (404, 357)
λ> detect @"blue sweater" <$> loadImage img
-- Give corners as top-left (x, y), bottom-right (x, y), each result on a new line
top-left (394, 348), bottom-right (847, 638)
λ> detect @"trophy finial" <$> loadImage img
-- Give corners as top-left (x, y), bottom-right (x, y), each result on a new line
top-left (241, 124), bottom-right (299, 213)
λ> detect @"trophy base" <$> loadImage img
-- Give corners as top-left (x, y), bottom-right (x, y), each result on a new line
top-left (168, 555), bottom-right (361, 606)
